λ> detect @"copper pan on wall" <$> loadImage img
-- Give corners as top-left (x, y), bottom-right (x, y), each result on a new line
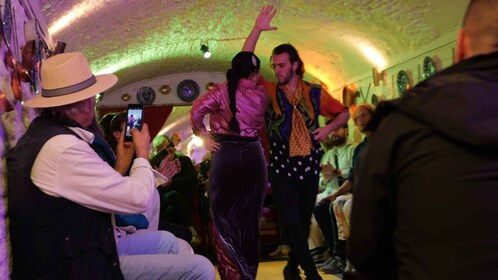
top-left (0, 90), bottom-right (14, 114)
top-left (342, 87), bottom-right (359, 107)
top-left (4, 49), bottom-right (23, 101)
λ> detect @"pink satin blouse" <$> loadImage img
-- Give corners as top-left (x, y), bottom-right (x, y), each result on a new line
top-left (191, 79), bottom-right (269, 138)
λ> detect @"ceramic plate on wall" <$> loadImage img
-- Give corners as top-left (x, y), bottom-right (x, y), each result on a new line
top-left (177, 79), bottom-right (199, 102)
top-left (137, 86), bottom-right (156, 105)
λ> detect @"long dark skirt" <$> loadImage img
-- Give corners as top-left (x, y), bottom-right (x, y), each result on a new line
top-left (209, 134), bottom-right (267, 280)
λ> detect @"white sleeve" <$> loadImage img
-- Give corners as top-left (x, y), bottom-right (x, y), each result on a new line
top-left (31, 134), bottom-right (155, 214)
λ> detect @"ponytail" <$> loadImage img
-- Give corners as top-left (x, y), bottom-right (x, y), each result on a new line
top-left (226, 68), bottom-right (241, 133)
top-left (225, 51), bottom-right (261, 134)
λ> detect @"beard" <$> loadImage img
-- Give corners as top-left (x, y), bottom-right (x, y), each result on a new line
top-left (275, 69), bottom-right (294, 85)
top-left (330, 134), bottom-right (347, 147)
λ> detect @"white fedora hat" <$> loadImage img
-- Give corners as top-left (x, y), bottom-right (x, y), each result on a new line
top-left (24, 52), bottom-right (117, 108)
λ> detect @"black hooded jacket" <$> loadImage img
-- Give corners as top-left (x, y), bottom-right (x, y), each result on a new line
top-left (348, 51), bottom-right (498, 280)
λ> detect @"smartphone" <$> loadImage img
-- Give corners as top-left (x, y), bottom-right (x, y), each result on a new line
top-left (125, 104), bottom-right (144, 142)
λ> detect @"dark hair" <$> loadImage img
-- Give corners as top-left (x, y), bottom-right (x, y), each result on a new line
top-left (353, 104), bottom-right (376, 132)
top-left (107, 111), bottom-right (126, 152)
top-left (271, 44), bottom-right (305, 78)
top-left (99, 112), bottom-right (117, 144)
top-left (226, 51), bottom-right (260, 133)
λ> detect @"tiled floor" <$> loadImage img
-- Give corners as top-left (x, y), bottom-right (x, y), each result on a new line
top-left (215, 260), bottom-right (342, 280)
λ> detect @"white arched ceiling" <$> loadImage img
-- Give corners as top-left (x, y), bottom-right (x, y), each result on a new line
top-left (39, 0), bottom-right (470, 96)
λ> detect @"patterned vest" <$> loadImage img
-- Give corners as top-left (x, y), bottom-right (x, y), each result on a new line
top-left (265, 82), bottom-right (324, 181)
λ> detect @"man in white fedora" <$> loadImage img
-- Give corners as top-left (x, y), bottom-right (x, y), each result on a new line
top-left (7, 52), bottom-right (214, 279)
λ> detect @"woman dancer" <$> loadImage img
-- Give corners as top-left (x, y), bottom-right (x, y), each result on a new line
top-left (191, 51), bottom-right (269, 280)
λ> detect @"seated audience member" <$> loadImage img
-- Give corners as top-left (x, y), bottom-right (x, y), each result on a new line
top-left (170, 131), bottom-right (185, 154)
top-left (98, 111), bottom-right (116, 144)
top-left (311, 123), bottom-right (357, 267)
top-left (105, 112), bottom-right (193, 244)
top-left (91, 115), bottom-right (194, 254)
top-left (152, 134), bottom-right (202, 246)
top-left (7, 52), bottom-right (214, 279)
top-left (316, 104), bottom-right (374, 275)
top-left (349, 1), bottom-right (498, 279)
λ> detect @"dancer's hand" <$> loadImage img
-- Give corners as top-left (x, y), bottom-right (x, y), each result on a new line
top-left (243, 4), bottom-right (278, 52)
top-left (255, 5), bottom-right (278, 32)
top-left (203, 135), bottom-right (220, 152)
top-left (312, 126), bottom-right (331, 142)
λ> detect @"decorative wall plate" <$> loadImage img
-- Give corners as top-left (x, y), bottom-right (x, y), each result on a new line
top-left (396, 70), bottom-right (411, 96)
top-left (177, 79), bottom-right (199, 102)
top-left (159, 84), bottom-right (171, 95)
top-left (137, 86), bottom-right (156, 105)
top-left (423, 56), bottom-right (437, 79)
top-left (121, 93), bottom-right (131, 101)
top-left (206, 82), bottom-right (216, 91)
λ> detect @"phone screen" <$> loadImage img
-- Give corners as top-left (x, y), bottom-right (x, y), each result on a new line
top-left (125, 104), bottom-right (144, 142)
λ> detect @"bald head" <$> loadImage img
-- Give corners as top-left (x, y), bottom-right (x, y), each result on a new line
top-left (458, 0), bottom-right (498, 60)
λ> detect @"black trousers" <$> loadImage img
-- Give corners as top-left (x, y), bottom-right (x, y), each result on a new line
top-left (271, 175), bottom-right (322, 280)
top-left (313, 200), bottom-right (346, 258)
top-left (210, 135), bottom-right (267, 280)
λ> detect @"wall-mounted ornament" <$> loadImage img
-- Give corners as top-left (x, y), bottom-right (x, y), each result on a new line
top-left (396, 70), bottom-right (411, 97)
top-left (177, 79), bottom-right (199, 102)
top-left (159, 84), bottom-right (171, 95)
top-left (372, 68), bottom-right (385, 87)
top-left (206, 82), bottom-right (216, 91)
top-left (137, 86), bottom-right (156, 105)
top-left (1, 0), bottom-right (13, 48)
top-left (371, 94), bottom-right (383, 106)
top-left (0, 6), bottom-right (2, 47)
top-left (422, 56), bottom-right (437, 79)
top-left (342, 86), bottom-right (359, 107)
top-left (31, 26), bottom-right (45, 95)
top-left (0, 90), bottom-right (14, 115)
top-left (121, 93), bottom-right (131, 102)
top-left (4, 50), bottom-right (22, 101)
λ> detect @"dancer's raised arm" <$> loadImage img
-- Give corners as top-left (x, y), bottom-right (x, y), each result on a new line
top-left (242, 4), bottom-right (277, 52)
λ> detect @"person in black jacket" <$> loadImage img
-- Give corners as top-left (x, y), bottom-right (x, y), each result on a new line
top-left (152, 134), bottom-right (202, 246)
top-left (348, 1), bottom-right (498, 279)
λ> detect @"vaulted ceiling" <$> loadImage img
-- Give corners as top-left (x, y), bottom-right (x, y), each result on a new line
top-left (39, 0), bottom-right (470, 93)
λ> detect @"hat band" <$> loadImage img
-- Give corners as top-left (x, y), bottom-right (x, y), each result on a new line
top-left (42, 75), bottom-right (97, 97)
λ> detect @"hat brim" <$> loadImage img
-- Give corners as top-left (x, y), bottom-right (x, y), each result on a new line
top-left (24, 74), bottom-right (118, 108)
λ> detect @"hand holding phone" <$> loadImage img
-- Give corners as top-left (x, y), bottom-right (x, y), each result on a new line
top-left (125, 104), bottom-right (144, 142)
